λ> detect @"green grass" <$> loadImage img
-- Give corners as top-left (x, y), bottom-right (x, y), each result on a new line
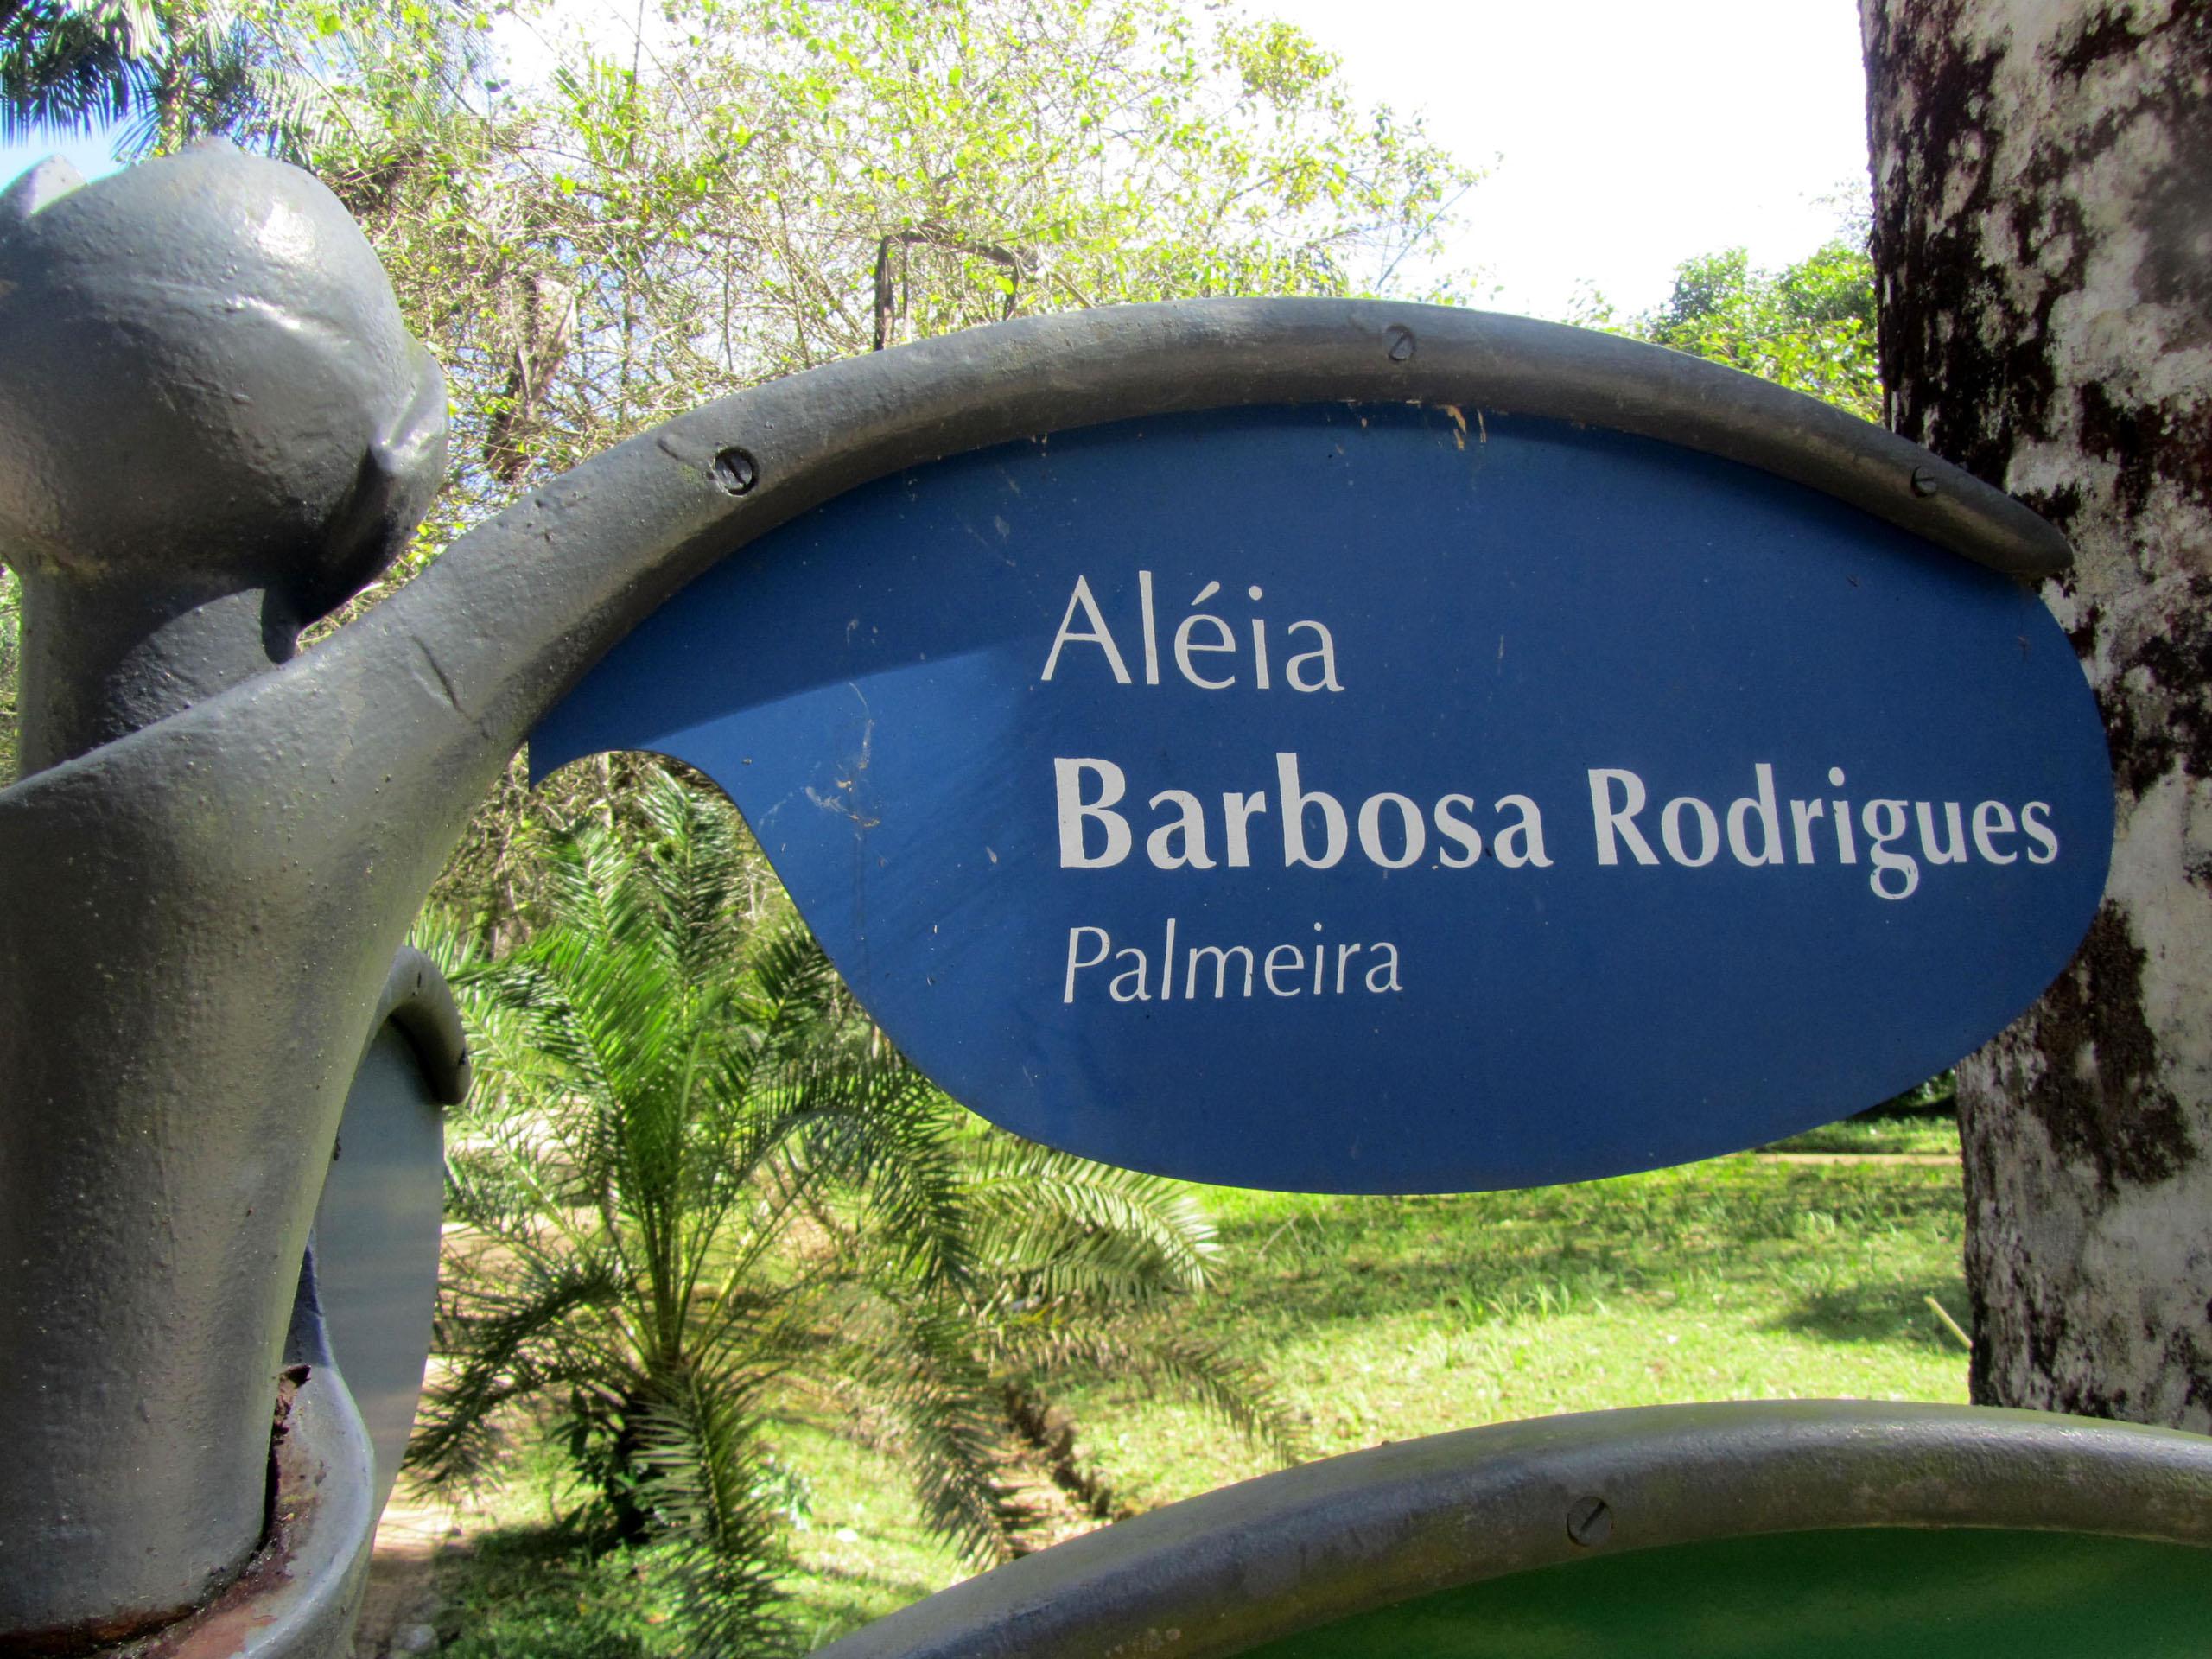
top-left (1067, 1146), bottom-right (1971, 1510)
top-left (1762, 1110), bottom-right (1961, 1156)
top-left (769, 1420), bottom-right (970, 1651)
top-left (416, 1127), bottom-right (1974, 1653)
top-left (435, 1528), bottom-right (679, 1659)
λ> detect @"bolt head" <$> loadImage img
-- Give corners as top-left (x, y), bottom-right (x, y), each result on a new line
top-left (1566, 1494), bottom-right (1612, 1547)
top-left (713, 448), bottom-right (760, 495)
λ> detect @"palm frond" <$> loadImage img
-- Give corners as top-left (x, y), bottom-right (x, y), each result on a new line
top-left (0, 0), bottom-right (148, 143)
top-left (630, 1364), bottom-right (794, 1656)
top-left (632, 770), bottom-right (752, 990)
top-left (1132, 1331), bottom-right (1312, 1468)
top-left (407, 778), bottom-right (1299, 1612)
top-left (409, 1253), bottom-right (626, 1491)
top-left (989, 1321), bottom-right (1310, 1471)
top-left (736, 919), bottom-right (849, 1065)
top-left (834, 1298), bottom-right (1032, 1564)
top-left (780, 1053), bottom-right (974, 1290)
top-left (965, 1138), bottom-right (1220, 1298)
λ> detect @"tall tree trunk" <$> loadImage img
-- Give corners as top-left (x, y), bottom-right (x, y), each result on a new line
top-left (1862, 0), bottom-right (2212, 1429)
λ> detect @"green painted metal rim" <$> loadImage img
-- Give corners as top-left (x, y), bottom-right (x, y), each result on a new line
top-left (813, 1401), bottom-right (2212, 1659)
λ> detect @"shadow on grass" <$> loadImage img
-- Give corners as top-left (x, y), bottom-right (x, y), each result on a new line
top-left (783, 1576), bottom-right (914, 1654)
top-left (435, 1526), bottom-right (673, 1659)
top-left (1766, 1277), bottom-right (1974, 1352)
top-left (779, 1549), bottom-right (950, 1629)
top-left (1198, 1162), bottom-right (1967, 1344)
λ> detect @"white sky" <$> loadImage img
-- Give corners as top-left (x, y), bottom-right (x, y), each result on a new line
top-left (0, 0), bottom-right (1871, 321)
top-left (1245, 0), bottom-right (1872, 317)
top-left (0, 128), bottom-right (118, 192)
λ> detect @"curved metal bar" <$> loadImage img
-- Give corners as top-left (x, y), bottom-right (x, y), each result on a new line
top-left (808, 1400), bottom-right (2212, 1659)
top-left (307, 948), bottom-right (458, 1530)
top-left (345, 301), bottom-right (2065, 794)
top-left (371, 946), bottom-right (472, 1109)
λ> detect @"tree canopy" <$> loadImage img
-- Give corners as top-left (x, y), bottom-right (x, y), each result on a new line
top-left (1608, 233), bottom-right (1881, 421)
top-left (320, 0), bottom-right (1473, 497)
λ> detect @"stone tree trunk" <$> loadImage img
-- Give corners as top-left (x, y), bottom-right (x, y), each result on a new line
top-left (1862, 0), bottom-right (2212, 1429)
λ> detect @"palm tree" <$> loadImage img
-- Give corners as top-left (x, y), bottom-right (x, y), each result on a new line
top-left (3, 0), bottom-right (273, 155)
top-left (410, 771), bottom-right (1299, 1651)
top-left (0, 0), bottom-right (475, 164)
top-left (0, 0), bottom-right (139, 143)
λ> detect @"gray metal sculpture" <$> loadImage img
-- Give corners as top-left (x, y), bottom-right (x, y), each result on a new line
top-left (0, 142), bottom-right (2094, 1655)
top-left (0, 142), bottom-right (450, 1651)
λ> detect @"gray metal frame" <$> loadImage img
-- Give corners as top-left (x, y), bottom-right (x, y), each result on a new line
top-left (0, 147), bottom-right (2074, 1653)
top-left (810, 1400), bottom-right (2212, 1659)
top-left (310, 948), bottom-right (469, 1520)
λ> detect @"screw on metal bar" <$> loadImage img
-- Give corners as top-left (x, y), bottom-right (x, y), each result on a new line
top-left (1910, 466), bottom-right (1939, 499)
top-left (713, 447), bottom-right (760, 495)
top-left (1565, 1494), bottom-right (1612, 1548)
top-left (1385, 325), bottom-right (1416, 363)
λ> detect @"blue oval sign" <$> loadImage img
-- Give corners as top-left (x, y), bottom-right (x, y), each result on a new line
top-left (532, 403), bottom-right (2111, 1192)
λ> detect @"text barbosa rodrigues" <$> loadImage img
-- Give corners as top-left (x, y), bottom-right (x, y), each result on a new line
top-left (1055, 754), bottom-right (2059, 902)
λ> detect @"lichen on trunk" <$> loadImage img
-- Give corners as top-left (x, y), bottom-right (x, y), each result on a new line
top-left (1863, 0), bottom-right (2212, 1431)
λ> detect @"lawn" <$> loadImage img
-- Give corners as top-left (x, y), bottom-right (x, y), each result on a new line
top-left (417, 1118), bottom-right (1969, 1655)
top-left (1065, 1147), bottom-right (1971, 1510)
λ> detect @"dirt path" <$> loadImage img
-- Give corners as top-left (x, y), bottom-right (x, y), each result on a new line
top-left (351, 1490), bottom-right (496, 1658)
